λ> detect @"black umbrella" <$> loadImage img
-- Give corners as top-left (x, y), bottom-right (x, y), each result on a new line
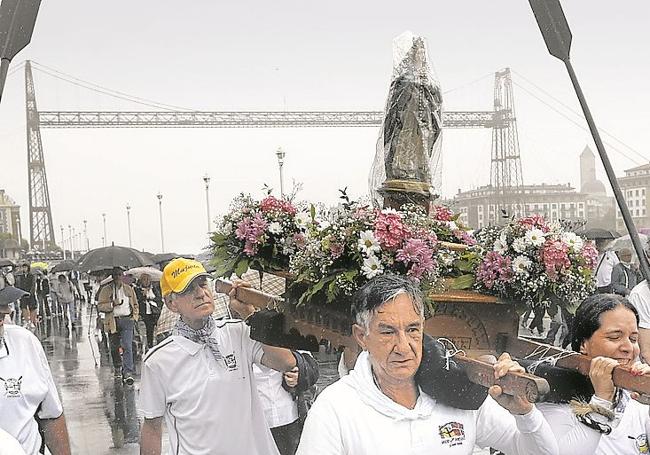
top-left (51, 260), bottom-right (76, 273)
top-left (577, 228), bottom-right (620, 240)
top-left (150, 252), bottom-right (194, 264)
top-left (76, 244), bottom-right (154, 273)
top-left (0, 286), bottom-right (28, 306)
top-left (0, 258), bottom-right (16, 268)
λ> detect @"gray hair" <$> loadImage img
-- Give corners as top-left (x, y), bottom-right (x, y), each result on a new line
top-left (352, 274), bottom-right (424, 333)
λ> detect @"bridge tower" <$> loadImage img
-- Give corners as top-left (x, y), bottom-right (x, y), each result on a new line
top-left (489, 68), bottom-right (524, 221)
top-left (25, 60), bottom-right (54, 249)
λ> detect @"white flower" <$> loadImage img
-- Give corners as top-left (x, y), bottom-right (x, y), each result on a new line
top-left (358, 230), bottom-right (381, 254)
top-left (295, 212), bottom-right (311, 227)
top-left (512, 255), bottom-right (532, 274)
top-left (512, 237), bottom-right (527, 253)
top-left (268, 222), bottom-right (282, 235)
top-left (220, 222), bottom-right (233, 236)
top-left (447, 221), bottom-right (459, 231)
top-left (525, 228), bottom-right (546, 247)
top-left (361, 255), bottom-right (384, 279)
top-left (493, 239), bottom-right (507, 254)
top-left (381, 208), bottom-right (399, 215)
top-left (562, 232), bottom-right (584, 251)
top-left (318, 220), bottom-right (331, 231)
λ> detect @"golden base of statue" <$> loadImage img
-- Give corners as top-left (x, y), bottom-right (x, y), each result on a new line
top-left (379, 179), bottom-right (432, 212)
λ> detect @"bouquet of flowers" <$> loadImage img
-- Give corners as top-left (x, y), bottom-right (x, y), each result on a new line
top-left (210, 194), bottom-right (313, 278)
top-left (429, 205), bottom-right (476, 246)
top-left (289, 193), bottom-right (442, 306)
top-left (474, 215), bottom-right (598, 310)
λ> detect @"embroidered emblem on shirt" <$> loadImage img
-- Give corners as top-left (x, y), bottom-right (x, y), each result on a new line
top-left (0, 376), bottom-right (23, 398)
top-left (224, 354), bottom-right (238, 371)
top-left (635, 433), bottom-right (649, 454)
top-left (439, 421), bottom-right (465, 447)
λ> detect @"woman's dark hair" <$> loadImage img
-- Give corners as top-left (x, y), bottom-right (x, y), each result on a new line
top-left (570, 293), bottom-right (639, 352)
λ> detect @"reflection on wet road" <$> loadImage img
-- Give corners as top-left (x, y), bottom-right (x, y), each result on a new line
top-left (37, 304), bottom-right (164, 455)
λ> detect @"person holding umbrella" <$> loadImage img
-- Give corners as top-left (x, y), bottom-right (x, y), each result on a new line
top-left (134, 272), bottom-right (162, 351)
top-left (97, 267), bottom-right (139, 385)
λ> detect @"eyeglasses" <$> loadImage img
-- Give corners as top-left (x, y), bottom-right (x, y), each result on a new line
top-left (178, 276), bottom-right (213, 297)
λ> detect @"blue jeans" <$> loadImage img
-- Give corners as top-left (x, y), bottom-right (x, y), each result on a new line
top-left (115, 318), bottom-right (135, 375)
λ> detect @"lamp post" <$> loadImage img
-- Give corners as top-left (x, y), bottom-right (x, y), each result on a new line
top-left (275, 147), bottom-right (286, 198)
top-left (102, 213), bottom-right (107, 247)
top-left (60, 225), bottom-right (66, 260)
top-left (68, 225), bottom-right (74, 260)
top-left (203, 174), bottom-right (211, 234)
top-left (157, 192), bottom-right (165, 252)
top-left (126, 203), bottom-right (132, 248)
top-left (83, 220), bottom-right (89, 251)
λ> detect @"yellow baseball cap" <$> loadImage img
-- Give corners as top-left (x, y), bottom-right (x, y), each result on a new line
top-left (161, 258), bottom-right (210, 297)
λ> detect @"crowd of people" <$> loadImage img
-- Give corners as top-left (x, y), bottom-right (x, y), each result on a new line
top-left (3, 237), bottom-right (650, 454)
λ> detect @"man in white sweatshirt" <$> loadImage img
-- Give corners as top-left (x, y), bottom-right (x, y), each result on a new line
top-left (296, 274), bottom-right (558, 455)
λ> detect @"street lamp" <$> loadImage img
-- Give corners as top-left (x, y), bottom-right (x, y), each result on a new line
top-left (275, 147), bottom-right (286, 198)
top-left (60, 225), bottom-right (66, 260)
top-left (203, 174), bottom-right (211, 234)
top-left (126, 203), bottom-right (132, 248)
top-left (68, 225), bottom-right (74, 260)
top-left (102, 213), bottom-right (107, 247)
top-left (157, 192), bottom-right (165, 252)
top-left (83, 220), bottom-right (89, 251)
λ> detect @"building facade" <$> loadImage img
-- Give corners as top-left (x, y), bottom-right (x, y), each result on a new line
top-left (0, 190), bottom-right (21, 240)
top-left (448, 146), bottom-right (615, 230)
top-left (615, 163), bottom-right (650, 232)
top-left (449, 184), bottom-right (597, 228)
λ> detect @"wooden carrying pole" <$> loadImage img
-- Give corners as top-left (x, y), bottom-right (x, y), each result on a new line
top-left (505, 337), bottom-right (650, 396)
top-left (215, 278), bottom-right (549, 402)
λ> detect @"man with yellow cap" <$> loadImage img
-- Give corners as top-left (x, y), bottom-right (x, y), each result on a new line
top-left (139, 258), bottom-right (297, 455)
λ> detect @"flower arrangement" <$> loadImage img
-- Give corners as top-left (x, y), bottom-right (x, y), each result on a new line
top-left (210, 194), bottom-right (312, 277)
top-left (474, 215), bottom-right (598, 310)
top-left (289, 193), bottom-right (443, 305)
top-left (429, 204), bottom-right (476, 246)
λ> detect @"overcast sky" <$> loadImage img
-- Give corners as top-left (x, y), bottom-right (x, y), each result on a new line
top-left (1, 0), bottom-right (649, 254)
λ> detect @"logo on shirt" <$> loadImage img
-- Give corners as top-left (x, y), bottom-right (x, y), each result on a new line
top-left (635, 434), bottom-right (649, 454)
top-left (439, 421), bottom-right (465, 447)
top-left (0, 376), bottom-right (23, 398)
top-left (224, 353), bottom-right (238, 371)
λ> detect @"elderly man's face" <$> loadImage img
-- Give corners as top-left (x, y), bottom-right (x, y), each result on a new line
top-left (354, 293), bottom-right (424, 384)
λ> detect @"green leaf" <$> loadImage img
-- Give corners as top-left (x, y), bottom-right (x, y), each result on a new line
top-left (449, 274), bottom-right (475, 290)
top-left (310, 204), bottom-right (316, 222)
top-left (453, 259), bottom-right (474, 273)
top-left (234, 257), bottom-right (250, 277)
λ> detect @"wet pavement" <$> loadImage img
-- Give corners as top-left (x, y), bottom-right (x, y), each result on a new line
top-left (35, 303), bottom-right (167, 455)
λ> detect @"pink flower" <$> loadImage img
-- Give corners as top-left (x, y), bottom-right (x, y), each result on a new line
top-left (581, 241), bottom-right (599, 269)
top-left (431, 205), bottom-right (454, 222)
top-left (518, 215), bottom-right (550, 232)
top-left (453, 230), bottom-right (476, 246)
top-left (541, 240), bottom-right (571, 280)
top-left (374, 211), bottom-right (409, 250)
top-left (330, 242), bottom-right (344, 259)
top-left (235, 213), bottom-right (268, 256)
top-left (292, 233), bottom-right (306, 248)
top-left (260, 196), bottom-right (297, 215)
top-left (396, 238), bottom-right (435, 279)
top-left (476, 251), bottom-right (514, 289)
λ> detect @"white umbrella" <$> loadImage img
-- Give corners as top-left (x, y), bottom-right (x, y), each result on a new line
top-left (125, 267), bottom-right (162, 281)
top-left (606, 234), bottom-right (649, 253)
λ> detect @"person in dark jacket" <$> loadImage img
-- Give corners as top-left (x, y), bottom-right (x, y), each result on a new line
top-left (611, 248), bottom-right (641, 296)
top-left (134, 273), bottom-right (162, 350)
top-left (16, 263), bottom-right (36, 328)
top-left (36, 273), bottom-right (51, 320)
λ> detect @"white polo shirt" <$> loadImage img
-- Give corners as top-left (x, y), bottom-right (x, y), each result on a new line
top-left (0, 427), bottom-right (26, 455)
top-left (297, 351), bottom-right (558, 455)
top-left (0, 325), bottom-right (64, 455)
top-left (139, 318), bottom-right (280, 455)
top-left (629, 280), bottom-right (650, 329)
top-left (254, 364), bottom-right (299, 428)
